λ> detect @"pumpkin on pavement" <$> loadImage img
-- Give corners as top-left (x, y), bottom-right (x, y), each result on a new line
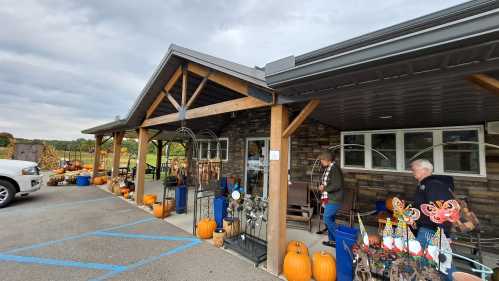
top-left (197, 218), bottom-right (217, 239)
top-left (143, 194), bottom-right (157, 206)
top-left (312, 251), bottom-right (336, 281)
top-left (287, 240), bottom-right (309, 256)
top-left (283, 249), bottom-right (312, 281)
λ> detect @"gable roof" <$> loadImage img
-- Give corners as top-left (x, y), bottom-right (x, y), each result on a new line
top-left (83, 44), bottom-right (269, 134)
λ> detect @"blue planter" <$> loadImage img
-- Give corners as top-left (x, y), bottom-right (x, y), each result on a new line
top-left (335, 225), bottom-right (358, 281)
top-left (214, 196), bottom-right (228, 228)
top-left (175, 185), bottom-right (187, 214)
top-left (76, 175), bottom-right (91, 187)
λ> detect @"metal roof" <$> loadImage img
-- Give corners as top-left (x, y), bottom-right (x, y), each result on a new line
top-left (265, 0), bottom-right (499, 86)
top-left (82, 44), bottom-right (269, 135)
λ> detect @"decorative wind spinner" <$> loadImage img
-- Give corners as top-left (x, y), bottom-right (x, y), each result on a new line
top-left (420, 200), bottom-right (460, 276)
top-left (357, 213), bottom-right (369, 249)
top-left (420, 200), bottom-right (460, 224)
top-left (382, 217), bottom-right (394, 251)
top-left (393, 219), bottom-right (407, 253)
top-left (425, 228), bottom-right (452, 275)
top-left (392, 197), bottom-right (421, 225)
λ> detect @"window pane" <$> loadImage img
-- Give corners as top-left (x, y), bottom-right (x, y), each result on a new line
top-left (372, 133), bottom-right (396, 169)
top-left (209, 141), bottom-right (218, 159)
top-left (219, 140), bottom-right (228, 160)
top-left (344, 135), bottom-right (364, 167)
top-left (200, 141), bottom-right (208, 159)
top-left (443, 130), bottom-right (479, 174)
top-left (404, 132), bottom-right (433, 169)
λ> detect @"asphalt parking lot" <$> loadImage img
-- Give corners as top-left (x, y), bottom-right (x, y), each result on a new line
top-left (0, 184), bottom-right (279, 281)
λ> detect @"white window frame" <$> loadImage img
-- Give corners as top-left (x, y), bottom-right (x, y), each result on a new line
top-left (340, 125), bottom-right (486, 177)
top-left (195, 138), bottom-right (229, 161)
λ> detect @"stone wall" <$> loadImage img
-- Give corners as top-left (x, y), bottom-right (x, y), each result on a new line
top-left (186, 107), bottom-right (499, 233)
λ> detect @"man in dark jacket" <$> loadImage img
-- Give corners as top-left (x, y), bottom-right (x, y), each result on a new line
top-left (319, 151), bottom-right (344, 247)
top-left (410, 159), bottom-right (455, 280)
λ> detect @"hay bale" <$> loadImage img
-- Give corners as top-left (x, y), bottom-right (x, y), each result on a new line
top-left (0, 132), bottom-right (15, 159)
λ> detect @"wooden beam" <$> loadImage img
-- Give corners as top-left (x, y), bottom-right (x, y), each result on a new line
top-left (469, 74), bottom-right (499, 95)
top-left (164, 66), bottom-right (182, 92)
top-left (148, 130), bottom-right (162, 142)
top-left (282, 99), bottom-right (320, 138)
top-left (135, 128), bottom-right (149, 205)
top-left (166, 91), bottom-right (181, 111)
top-left (146, 92), bottom-right (165, 118)
top-left (111, 132), bottom-right (125, 178)
top-left (267, 104), bottom-right (289, 275)
top-left (145, 67), bottom-right (183, 118)
top-left (186, 72), bottom-right (210, 109)
top-left (187, 62), bottom-right (249, 96)
top-left (92, 135), bottom-right (103, 180)
top-left (142, 96), bottom-right (269, 127)
top-left (155, 140), bottom-right (163, 180)
top-left (181, 65), bottom-right (188, 107)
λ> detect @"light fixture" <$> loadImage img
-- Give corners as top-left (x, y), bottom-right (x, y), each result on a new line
top-left (379, 115), bottom-right (393, 119)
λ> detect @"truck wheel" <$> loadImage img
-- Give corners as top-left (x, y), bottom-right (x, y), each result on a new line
top-left (0, 180), bottom-right (15, 208)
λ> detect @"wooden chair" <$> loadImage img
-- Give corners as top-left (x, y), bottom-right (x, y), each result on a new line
top-left (287, 181), bottom-right (314, 232)
top-left (336, 186), bottom-right (358, 227)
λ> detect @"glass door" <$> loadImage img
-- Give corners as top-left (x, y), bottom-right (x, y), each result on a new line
top-left (245, 138), bottom-right (269, 198)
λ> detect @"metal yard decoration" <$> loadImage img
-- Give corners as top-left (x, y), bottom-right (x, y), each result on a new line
top-left (224, 194), bottom-right (269, 266)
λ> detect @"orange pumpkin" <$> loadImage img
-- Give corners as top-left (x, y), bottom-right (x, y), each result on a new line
top-left (100, 176), bottom-right (108, 184)
top-left (119, 187), bottom-right (130, 196)
top-left (197, 218), bottom-right (217, 239)
top-left (143, 194), bottom-right (157, 206)
top-left (312, 251), bottom-right (336, 281)
top-left (283, 249), bottom-right (312, 281)
top-left (368, 234), bottom-right (380, 245)
top-left (386, 197), bottom-right (394, 211)
top-left (153, 203), bottom-right (170, 218)
top-left (93, 176), bottom-right (104, 185)
top-left (287, 240), bottom-right (309, 256)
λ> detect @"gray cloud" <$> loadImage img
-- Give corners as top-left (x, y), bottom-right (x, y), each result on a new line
top-left (0, 0), bottom-right (466, 140)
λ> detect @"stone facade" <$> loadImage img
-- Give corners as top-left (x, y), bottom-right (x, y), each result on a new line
top-left (187, 106), bottom-right (499, 233)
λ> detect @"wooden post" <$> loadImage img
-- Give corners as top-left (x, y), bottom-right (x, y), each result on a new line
top-left (267, 104), bottom-right (289, 275)
top-left (155, 140), bottom-right (163, 180)
top-left (111, 132), bottom-right (125, 178)
top-left (92, 135), bottom-right (103, 181)
top-left (135, 128), bottom-right (149, 205)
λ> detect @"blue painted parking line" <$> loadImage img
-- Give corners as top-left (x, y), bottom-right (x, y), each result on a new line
top-left (0, 197), bottom-right (115, 216)
top-left (0, 254), bottom-right (127, 272)
top-left (93, 231), bottom-right (200, 242)
top-left (89, 239), bottom-right (201, 281)
top-left (3, 217), bottom-right (155, 254)
top-left (0, 216), bottom-right (202, 281)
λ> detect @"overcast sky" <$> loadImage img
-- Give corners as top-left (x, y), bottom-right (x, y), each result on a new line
top-left (0, 0), bottom-right (467, 140)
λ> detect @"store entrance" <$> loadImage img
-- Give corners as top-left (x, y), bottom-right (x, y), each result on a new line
top-left (244, 137), bottom-right (270, 198)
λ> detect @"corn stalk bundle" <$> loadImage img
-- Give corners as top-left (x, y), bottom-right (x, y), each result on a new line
top-left (39, 143), bottom-right (59, 170)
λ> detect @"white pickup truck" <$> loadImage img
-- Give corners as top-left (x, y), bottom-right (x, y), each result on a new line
top-left (0, 159), bottom-right (43, 208)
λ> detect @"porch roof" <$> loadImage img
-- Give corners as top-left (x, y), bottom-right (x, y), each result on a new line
top-left (82, 44), bottom-right (271, 135)
top-left (83, 0), bottom-right (499, 136)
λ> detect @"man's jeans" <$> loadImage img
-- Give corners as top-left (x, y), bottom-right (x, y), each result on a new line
top-left (416, 227), bottom-right (455, 281)
top-left (324, 203), bottom-right (341, 241)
